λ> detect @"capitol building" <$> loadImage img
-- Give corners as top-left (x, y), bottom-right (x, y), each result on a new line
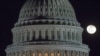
top-left (5, 0), bottom-right (90, 56)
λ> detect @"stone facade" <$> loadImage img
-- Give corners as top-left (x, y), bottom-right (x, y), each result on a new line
top-left (5, 0), bottom-right (90, 56)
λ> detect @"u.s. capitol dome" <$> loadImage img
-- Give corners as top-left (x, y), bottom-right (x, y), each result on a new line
top-left (6, 0), bottom-right (90, 56)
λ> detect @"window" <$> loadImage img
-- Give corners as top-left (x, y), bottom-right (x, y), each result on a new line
top-left (57, 52), bottom-right (60, 56)
top-left (45, 52), bottom-right (48, 56)
top-left (51, 52), bottom-right (54, 56)
top-left (38, 52), bottom-right (42, 56)
top-left (32, 53), bottom-right (35, 56)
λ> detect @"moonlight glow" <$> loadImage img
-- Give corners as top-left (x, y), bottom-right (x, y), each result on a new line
top-left (87, 25), bottom-right (97, 34)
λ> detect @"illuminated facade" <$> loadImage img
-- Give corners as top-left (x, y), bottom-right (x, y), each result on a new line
top-left (5, 0), bottom-right (90, 56)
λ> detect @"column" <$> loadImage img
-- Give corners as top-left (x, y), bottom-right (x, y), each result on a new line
top-left (84, 52), bottom-right (86, 56)
top-left (32, 30), bottom-right (35, 40)
top-left (27, 30), bottom-right (30, 41)
top-left (42, 51), bottom-right (44, 56)
top-left (72, 51), bottom-right (74, 56)
top-left (79, 51), bottom-right (80, 56)
top-left (76, 51), bottom-right (78, 56)
top-left (87, 53), bottom-right (89, 56)
top-left (79, 31), bottom-right (82, 42)
top-left (10, 53), bottom-right (11, 56)
top-left (15, 52), bottom-right (17, 56)
top-left (64, 51), bottom-right (66, 56)
top-left (16, 31), bottom-right (19, 42)
top-left (51, 30), bottom-right (55, 40)
top-left (72, 31), bottom-right (75, 41)
top-left (25, 51), bottom-right (27, 56)
top-left (24, 30), bottom-right (28, 41)
top-left (36, 50), bottom-right (39, 56)
top-left (72, 30), bottom-right (75, 41)
top-left (81, 52), bottom-right (83, 56)
top-left (26, 51), bottom-right (30, 56)
top-left (52, 50), bottom-right (57, 56)
top-left (19, 51), bottom-right (21, 56)
top-left (74, 31), bottom-right (77, 42)
top-left (60, 30), bottom-right (64, 40)
top-left (43, 0), bottom-right (46, 16)
top-left (21, 30), bottom-right (24, 42)
top-left (77, 31), bottom-right (80, 42)
top-left (78, 31), bottom-right (81, 42)
top-left (19, 30), bottom-right (21, 42)
top-left (48, 51), bottom-right (50, 56)
top-left (20, 30), bottom-right (22, 42)
top-left (69, 51), bottom-right (71, 56)
top-left (63, 31), bottom-right (66, 41)
top-left (57, 30), bottom-right (61, 40)
top-left (48, 29), bottom-right (52, 40)
top-left (48, 0), bottom-right (51, 16)
top-left (13, 52), bottom-right (15, 56)
top-left (54, 30), bottom-right (58, 40)
top-left (29, 50), bottom-right (32, 56)
top-left (68, 31), bottom-right (70, 41)
top-left (17, 52), bottom-right (19, 56)
top-left (61, 50), bottom-right (64, 56)
top-left (17, 30), bottom-right (21, 42)
top-left (73, 51), bottom-right (76, 56)
top-left (83, 52), bottom-right (85, 56)
top-left (35, 30), bottom-right (39, 40)
top-left (65, 30), bottom-right (68, 41)
top-left (52, 0), bottom-right (56, 16)
top-left (29, 30), bottom-right (33, 41)
top-left (41, 30), bottom-right (46, 39)
top-left (30, 51), bottom-right (32, 56)
top-left (23, 51), bottom-right (26, 56)
top-left (38, 3), bottom-right (40, 16)
top-left (67, 50), bottom-right (70, 56)
top-left (70, 30), bottom-right (72, 41)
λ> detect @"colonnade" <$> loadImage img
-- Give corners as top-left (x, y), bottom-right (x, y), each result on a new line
top-left (12, 26), bottom-right (82, 43)
top-left (7, 50), bottom-right (88, 56)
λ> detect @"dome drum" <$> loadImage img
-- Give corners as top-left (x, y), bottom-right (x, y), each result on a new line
top-left (12, 25), bottom-right (83, 44)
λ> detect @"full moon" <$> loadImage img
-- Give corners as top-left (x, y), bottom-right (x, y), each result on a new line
top-left (86, 25), bottom-right (97, 34)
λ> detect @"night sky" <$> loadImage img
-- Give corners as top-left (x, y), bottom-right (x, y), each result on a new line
top-left (0, 0), bottom-right (100, 56)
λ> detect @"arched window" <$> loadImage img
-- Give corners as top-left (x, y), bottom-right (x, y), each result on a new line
top-left (45, 52), bottom-right (49, 56)
top-left (57, 52), bottom-right (60, 56)
top-left (51, 52), bottom-right (54, 56)
top-left (38, 52), bottom-right (42, 56)
top-left (32, 52), bottom-right (35, 56)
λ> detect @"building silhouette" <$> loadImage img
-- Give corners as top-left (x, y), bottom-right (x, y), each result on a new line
top-left (5, 0), bottom-right (90, 56)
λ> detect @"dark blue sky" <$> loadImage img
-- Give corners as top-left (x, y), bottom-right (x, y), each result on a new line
top-left (0, 0), bottom-right (100, 56)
